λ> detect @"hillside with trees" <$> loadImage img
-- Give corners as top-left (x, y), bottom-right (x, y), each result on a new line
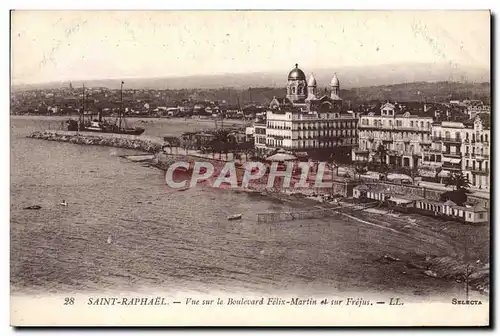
top-left (148, 81), bottom-right (490, 106)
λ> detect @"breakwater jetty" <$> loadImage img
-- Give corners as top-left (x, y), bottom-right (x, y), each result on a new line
top-left (28, 131), bottom-right (164, 153)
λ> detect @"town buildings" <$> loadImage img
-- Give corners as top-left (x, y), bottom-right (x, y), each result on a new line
top-left (352, 101), bottom-right (490, 190)
top-left (426, 113), bottom-right (490, 190)
top-left (250, 64), bottom-right (359, 159)
top-left (353, 102), bottom-right (434, 168)
top-left (248, 65), bottom-right (491, 190)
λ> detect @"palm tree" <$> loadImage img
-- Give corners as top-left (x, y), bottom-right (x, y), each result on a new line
top-left (445, 171), bottom-right (471, 192)
top-left (440, 171), bottom-right (471, 206)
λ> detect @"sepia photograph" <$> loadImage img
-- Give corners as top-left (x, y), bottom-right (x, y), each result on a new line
top-left (9, 9), bottom-right (491, 326)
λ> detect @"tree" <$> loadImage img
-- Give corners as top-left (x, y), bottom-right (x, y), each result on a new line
top-left (445, 171), bottom-right (471, 192)
top-left (378, 163), bottom-right (389, 181)
top-left (354, 162), bottom-right (368, 180)
top-left (376, 144), bottom-right (387, 166)
top-left (401, 165), bottom-right (420, 184)
top-left (440, 171), bottom-right (471, 206)
top-left (329, 155), bottom-right (341, 176)
top-left (440, 190), bottom-right (468, 206)
top-left (239, 141), bottom-right (254, 161)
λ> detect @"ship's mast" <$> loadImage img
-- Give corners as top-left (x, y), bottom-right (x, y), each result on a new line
top-left (221, 107), bottom-right (224, 130)
top-left (119, 81), bottom-right (124, 130)
top-left (80, 83), bottom-right (85, 131)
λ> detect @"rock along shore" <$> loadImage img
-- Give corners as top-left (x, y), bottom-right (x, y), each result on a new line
top-left (28, 131), bottom-right (163, 153)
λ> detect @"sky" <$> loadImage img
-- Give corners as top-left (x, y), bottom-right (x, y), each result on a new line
top-left (11, 10), bottom-right (490, 85)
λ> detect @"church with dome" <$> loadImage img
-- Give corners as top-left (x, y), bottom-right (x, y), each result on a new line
top-left (251, 63), bottom-right (359, 160)
top-left (268, 63), bottom-right (343, 113)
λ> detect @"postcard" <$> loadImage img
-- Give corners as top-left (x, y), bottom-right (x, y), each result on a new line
top-left (10, 10), bottom-right (490, 326)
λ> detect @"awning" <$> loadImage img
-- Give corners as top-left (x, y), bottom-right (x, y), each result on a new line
top-left (387, 173), bottom-right (412, 181)
top-left (389, 197), bottom-right (413, 205)
top-left (419, 170), bottom-right (436, 177)
top-left (266, 153), bottom-right (298, 162)
top-left (438, 170), bottom-right (451, 178)
top-left (442, 157), bottom-right (461, 164)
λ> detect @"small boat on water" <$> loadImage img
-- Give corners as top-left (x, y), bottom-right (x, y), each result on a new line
top-left (227, 214), bottom-right (242, 221)
top-left (24, 205), bottom-right (42, 210)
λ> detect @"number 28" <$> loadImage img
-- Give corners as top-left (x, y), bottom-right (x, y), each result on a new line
top-left (64, 297), bottom-right (75, 305)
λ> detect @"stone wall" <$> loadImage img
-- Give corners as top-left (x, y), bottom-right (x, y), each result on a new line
top-left (28, 131), bottom-right (163, 153)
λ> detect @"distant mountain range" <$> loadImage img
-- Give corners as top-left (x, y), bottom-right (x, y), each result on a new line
top-left (12, 62), bottom-right (490, 91)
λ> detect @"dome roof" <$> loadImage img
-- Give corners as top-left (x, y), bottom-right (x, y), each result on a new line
top-left (331, 73), bottom-right (340, 86)
top-left (288, 63), bottom-right (306, 80)
top-left (307, 73), bottom-right (317, 86)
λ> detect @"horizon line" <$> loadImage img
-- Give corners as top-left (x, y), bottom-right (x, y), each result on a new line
top-left (11, 61), bottom-right (490, 88)
top-left (11, 79), bottom-right (491, 91)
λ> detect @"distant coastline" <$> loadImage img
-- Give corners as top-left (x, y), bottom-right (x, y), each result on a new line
top-left (12, 62), bottom-right (490, 91)
top-left (10, 81), bottom-right (491, 109)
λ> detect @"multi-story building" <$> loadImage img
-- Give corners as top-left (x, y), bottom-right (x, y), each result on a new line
top-left (424, 114), bottom-right (490, 189)
top-left (253, 118), bottom-right (267, 155)
top-left (265, 109), bottom-right (359, 151)
top-left (464, 114), bottom-right (490, 189)
top-left (423, 121), bottom-right (464, 176)
top-left (353, 102), bottom-right (434, 168)
top-left (253, 64), bottom-right (359, 159)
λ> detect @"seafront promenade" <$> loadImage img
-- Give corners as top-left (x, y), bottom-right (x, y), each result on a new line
top-left (27, 130), bottom-right (490, 207)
